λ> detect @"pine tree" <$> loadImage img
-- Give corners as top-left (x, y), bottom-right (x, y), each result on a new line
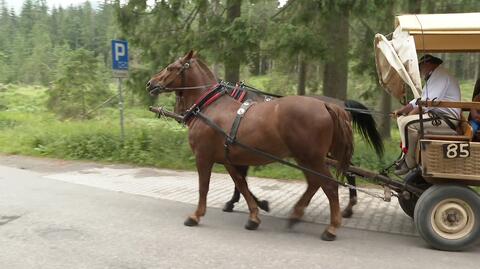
top-left (48, 48), bottom-right (110, 119)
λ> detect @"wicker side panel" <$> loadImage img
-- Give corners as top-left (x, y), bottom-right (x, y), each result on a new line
top-left (421, 140), bottom-right (480, 181)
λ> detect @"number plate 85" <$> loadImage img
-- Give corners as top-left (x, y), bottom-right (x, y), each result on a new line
top-left (442, 143), bottom-right (470, 159)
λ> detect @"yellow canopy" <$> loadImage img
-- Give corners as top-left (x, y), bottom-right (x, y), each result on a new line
top-left (395, 13), bottom-right (480, 52)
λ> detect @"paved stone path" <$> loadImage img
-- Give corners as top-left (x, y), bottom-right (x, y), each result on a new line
top-left (43, 166), bottom-right (417, 236)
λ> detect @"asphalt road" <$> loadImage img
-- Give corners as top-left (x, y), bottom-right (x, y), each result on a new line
top-left (0, 158), bottom-right (479, 269)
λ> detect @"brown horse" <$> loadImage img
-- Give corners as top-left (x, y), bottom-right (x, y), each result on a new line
top-left (147, 51), bottom-right (354, 240)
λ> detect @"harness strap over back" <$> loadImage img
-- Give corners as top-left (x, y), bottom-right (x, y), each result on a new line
top-left (224, 99), bottom-right (256, 162)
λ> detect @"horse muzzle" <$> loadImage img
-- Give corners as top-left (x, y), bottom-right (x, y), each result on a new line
top-left (148, 86), bottom-right (163, 96)
top-left (146, 81), bottom-right (165, 96)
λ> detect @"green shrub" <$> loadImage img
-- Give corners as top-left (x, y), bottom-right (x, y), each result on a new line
top-left (48, 49), bottom-right (112, 119)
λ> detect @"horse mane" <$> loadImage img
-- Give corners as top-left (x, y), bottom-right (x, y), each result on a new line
top-left (194, 57), bottom-right (217, 82)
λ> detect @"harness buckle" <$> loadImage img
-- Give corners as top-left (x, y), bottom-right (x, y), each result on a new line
top-left (191, 107), bottom-right (200, 115)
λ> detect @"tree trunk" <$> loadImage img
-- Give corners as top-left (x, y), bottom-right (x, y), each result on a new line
top-left (378, 0), bottom-right (397, 139)
top-left (213, 63), bottom-right (221, 79)
top-left (454, 56), bottom-right (463, 80)
top-left (379, 90), bottom-right (392, 139)
top-left (322, 7), bottom-right (349, 100)
top-left (297, 54), bottom-right (307, 95)
top-left (476, 54), bottom-right (480, 80)
top-left (259, 55), bottom-right (269, 75)
top-left (249, 48), bottom-right (260, 76)
top-left (224, 0), bottom-right (242, 83)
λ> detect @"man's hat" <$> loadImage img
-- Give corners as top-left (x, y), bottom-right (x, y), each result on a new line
top-left (418, 54), bottom-right (443, 65)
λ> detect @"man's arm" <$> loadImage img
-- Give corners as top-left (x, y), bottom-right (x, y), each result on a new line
top-left (408, 107), bottom-right (420, 115)
top-left (393, 103), bottom-right (414, 117)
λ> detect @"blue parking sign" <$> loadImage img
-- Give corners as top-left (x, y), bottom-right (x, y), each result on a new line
top-left (112, 40), bottom-right (128, 77)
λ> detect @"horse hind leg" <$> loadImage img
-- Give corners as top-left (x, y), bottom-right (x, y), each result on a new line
top-left (292, 161), bottom-right (341, 241)
top-left (289, 159), bottom-right (342, 241)
top-left (287, 168), bottom-right (321, 229)
top-left (341, 173), bottom-right (357, 218)
top-left (223, 165), bottom-right (270, 213)
top-left (320, 171), bottom-right (342, 241)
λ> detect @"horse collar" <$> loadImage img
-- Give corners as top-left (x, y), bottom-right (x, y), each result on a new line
top-left (183, 84), bottom-right (225, 124)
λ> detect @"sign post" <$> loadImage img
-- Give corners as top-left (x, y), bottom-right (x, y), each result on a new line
top-left (111, 40), bottom-right (129, 142)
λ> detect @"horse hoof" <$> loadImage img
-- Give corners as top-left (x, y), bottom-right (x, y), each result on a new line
top-left (320, 231), bottom-right (337, 241)
top-left (258, 200), bottom-right (270, 212)
top-left (287, 218), bottom-right (301, 229)
top-left (342, 208), bottom-right (353, 218)
top-left (184, 217), bottom-right (198, 227)
top-left (222, 202), bottom-right (234, 212)
top-left (245, 219), bottom-right (259, 230)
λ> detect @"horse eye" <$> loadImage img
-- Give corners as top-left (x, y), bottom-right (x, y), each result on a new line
top-left (166, 66), bottom-right (173, 72)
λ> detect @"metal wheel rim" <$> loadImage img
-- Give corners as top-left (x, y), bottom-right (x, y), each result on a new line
top-left (430, 198), bottom-right (475, 240)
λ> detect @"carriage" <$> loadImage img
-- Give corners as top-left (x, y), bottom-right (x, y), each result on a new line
top-left (373, 12), bottom-right (480, 251)
top-left (147, 12), bottom-right (480, 252)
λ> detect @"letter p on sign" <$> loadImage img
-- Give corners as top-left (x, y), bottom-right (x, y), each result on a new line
top-left (115, 43), bottom-right (125, 61)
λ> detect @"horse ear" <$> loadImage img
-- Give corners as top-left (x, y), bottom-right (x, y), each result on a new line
top-left (184, 50), bottom-right (194, 61)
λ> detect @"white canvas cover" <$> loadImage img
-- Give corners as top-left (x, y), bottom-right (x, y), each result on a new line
top-left (395, 13), bottom-right (480, 52)
top-left (374, 26), bottom-right (422, 100)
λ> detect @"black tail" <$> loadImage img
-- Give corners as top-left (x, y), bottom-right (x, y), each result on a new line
top-left (344, 100), bottom-right (384, 158)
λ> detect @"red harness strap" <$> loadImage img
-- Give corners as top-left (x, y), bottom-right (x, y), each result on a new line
top-left (193, 83), bottom-right (220, 104)
top-left (238, 90), bottom-right (247, 102)
top-left (204, 92), bottom-right (224, 107)
top-left (184, 83), bottom-right (225, 126)
top-left (230, 84), bottom-right (240, 97)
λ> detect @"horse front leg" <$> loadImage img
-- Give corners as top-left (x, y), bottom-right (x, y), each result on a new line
top-left (224, 164), bottom-right (261, 230)
top-left (184, 157), bottom-right (214, 227)
top-left (341, 173), bottom-right (357, 218)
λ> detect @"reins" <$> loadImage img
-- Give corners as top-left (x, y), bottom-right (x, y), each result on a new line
top-left (221, 82), bottom-right (392, 116)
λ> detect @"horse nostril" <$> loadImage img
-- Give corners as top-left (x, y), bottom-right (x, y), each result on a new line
top-left (146, 81), bottom-right (151, 88)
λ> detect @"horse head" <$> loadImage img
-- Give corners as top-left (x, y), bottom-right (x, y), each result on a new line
top-left (146, 50), bottom-right (217, 115)
top-left (146, 50), bottom-right (196, 96)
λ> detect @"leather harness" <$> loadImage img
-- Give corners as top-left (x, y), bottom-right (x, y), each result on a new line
top-left (183, 83), bottom-right (256, 163)
top-left (224, 99), bottom-right (256, 163)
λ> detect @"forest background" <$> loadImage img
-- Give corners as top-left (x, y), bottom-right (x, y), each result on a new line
top-left (0, 0), bottom-right (479, 180)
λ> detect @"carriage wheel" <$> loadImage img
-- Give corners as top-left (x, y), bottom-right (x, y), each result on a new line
top-left (414, 185), bottom-right (480, 251)
top-left (398, 170), bottom-right (421, 219)
top-left (398, 195), bottom-right (417, 219)
top-left (398, 170), bottom-right (430, 218)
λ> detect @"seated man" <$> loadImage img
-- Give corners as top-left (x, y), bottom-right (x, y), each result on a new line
top-left (393, 54), bottom-right (461, 175)
top-left (470, 79), bottom-right (480, 137)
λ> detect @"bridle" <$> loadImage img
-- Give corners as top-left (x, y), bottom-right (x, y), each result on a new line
top-left (147, 59), bottom-right (214, 95)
